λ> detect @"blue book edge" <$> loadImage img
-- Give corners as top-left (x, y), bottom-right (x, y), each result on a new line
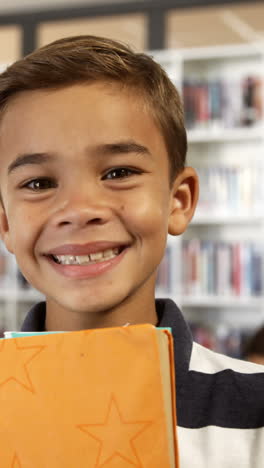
top-left (3, 327), bottom-right (171, 339)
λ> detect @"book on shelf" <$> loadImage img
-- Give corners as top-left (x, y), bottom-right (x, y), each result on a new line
top-left (156, 245), bottom-right (172, 292)
top-left (183, 75), bottom-right (263, 130)
top-left (189, 322), bottom-right (252, 359)
top-left (182, 240), bottom-right (264, 297)
top-left (0, 251), bottom-right (8, 288)
top-left (0, 325), bottom-right (178, 467)
top-left (156, 241), bottom-right (264, 297)
top-left (0, 244), bottom-right (13, 289)
top-left (194, 165), bottom-right (264, 217)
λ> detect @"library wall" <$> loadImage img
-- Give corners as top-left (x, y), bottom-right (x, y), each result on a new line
top-left (166, 2), bottom-right (264, 48)
top-left (37, 14), bottom-right (147, 50)
top-left (0, 25), bottom-right (22, 62)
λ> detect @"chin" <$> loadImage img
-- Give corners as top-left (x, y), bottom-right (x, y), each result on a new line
top-left (62, 296), bottom-right (123, 316)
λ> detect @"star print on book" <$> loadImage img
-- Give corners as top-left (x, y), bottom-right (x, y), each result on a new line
top-left (0, 339), bottom-right (45, 392)
top-left (11, 453), bottom-right (22, 468)
top-left (77, 394), bottom-right (152, 467)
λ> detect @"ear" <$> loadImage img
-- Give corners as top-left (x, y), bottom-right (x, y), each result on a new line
top-left (0, 202), bottom-right (14, 254)
top-left (168, 166), bottom-right (199, 236)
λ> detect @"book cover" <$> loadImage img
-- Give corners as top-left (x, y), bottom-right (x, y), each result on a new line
top-left (0, 324), bottom-right (178, 467)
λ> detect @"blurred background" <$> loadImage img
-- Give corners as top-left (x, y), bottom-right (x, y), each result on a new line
top-left (0, 0), bottom-right (264, 362)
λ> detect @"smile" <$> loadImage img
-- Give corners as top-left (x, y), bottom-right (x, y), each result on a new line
top-left (45, 244), bottom-right (128, 279)
top-left (52, 247), bottom-right (121, 265)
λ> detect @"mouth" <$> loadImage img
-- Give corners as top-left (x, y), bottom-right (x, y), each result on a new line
top-left (48, 246), bottom-right (125, 266)
top-left (43, 242), bottom-right (130, 278)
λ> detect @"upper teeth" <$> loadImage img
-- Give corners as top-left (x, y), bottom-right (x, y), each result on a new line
top-left (53, 248), bottom-right (120, 265)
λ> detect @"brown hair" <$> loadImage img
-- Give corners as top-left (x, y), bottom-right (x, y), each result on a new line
top-left (0, 35), bottom-right (187, 183)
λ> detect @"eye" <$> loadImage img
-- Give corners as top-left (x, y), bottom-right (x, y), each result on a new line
top-left (22, 177), bottom-right (57, 191)
top-left (103, 167), bottom-right (141, 180)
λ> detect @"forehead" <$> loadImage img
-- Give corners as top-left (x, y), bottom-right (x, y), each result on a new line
top-left (0, 82), bottom-right (167, 159)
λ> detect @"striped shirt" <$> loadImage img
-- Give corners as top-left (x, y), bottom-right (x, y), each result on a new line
top-left (22, 299), bottom-right (264, 468)
top-left (157, 298), bottom-right (264, 468)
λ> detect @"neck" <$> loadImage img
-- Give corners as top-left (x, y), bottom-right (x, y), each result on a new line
top-left (45, 291), bottom-right (158, 331)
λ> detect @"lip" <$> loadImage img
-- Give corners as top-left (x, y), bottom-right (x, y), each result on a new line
top-left (45, 241), bottom-right (129, 256)
top-left (45, 246), bottom-right (128, 279)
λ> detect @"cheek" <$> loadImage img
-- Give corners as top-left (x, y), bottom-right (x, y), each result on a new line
top-left (7, 209), bottom-right (37, 253)
top-left (122, 189), bottom-right (170, 238)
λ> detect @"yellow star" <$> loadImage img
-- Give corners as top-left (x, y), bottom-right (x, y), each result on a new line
top-left (0, 339), bottom-right (45, 393)
top-left (77, 395), bottom-right (152, 467)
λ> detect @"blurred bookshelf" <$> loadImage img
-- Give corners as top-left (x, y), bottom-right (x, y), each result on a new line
top-left (155, 43), bottom-right (264, 358)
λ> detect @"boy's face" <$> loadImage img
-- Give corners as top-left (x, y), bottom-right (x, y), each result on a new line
top-left (0, 82), bottom-right (197, 327)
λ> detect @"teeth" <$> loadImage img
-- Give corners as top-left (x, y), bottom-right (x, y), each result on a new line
top-left (103, 249), bottom-right (115, 259)
top-left (53, 247), bottom-right (121, 265)
top-left (90, 252), bottom-right (103, 261)
top-left (77, 255), bottom-right (90, 265)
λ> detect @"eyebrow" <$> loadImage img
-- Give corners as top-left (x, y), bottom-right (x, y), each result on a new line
top-left (97, 141), bottom-right (151, 157)
top-left (8, 153), bottom-right (53, 175)
top-left (7, 140), bottom-right (151, 175)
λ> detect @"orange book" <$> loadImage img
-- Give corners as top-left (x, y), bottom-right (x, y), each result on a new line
top-left (0, 324), bottom-right (178, 467)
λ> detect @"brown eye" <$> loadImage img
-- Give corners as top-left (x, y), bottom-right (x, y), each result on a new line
top-left (104, 167), bottom-right (139, 180)
top-left (24, 178), bottom-right (56, 190)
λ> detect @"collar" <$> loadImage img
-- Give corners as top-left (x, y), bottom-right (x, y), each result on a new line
top-left (21, 301), bottom-right (46, 332)
top-left (21, 298), bottom-right (193, 390)
top-left (156, 298), bottom-right (193, 392)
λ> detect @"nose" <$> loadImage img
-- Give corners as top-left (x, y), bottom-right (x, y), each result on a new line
top-left (50, 182), bottom-right (113, 229)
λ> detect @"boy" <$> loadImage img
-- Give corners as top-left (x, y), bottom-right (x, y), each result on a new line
top-left (0, 35), bottom-right (263, 467)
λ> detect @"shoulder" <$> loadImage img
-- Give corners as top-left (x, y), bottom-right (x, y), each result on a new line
top-left (177, 341), bottom-right (264, 430)
top-left (178, 345), bottom-right (264, 467)
top-left (189, 341), bottom-right (264, 374)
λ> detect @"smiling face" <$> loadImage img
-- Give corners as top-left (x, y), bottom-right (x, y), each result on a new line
top-left (0, 82), bottom-right (198, 330)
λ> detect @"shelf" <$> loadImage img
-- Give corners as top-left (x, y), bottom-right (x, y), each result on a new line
top-left (191, 214), bottom-right (264, 225)
top-left (155, 289), bottom-right (180, 298)
top-left (187, 127), bottom-right (263, 144)
top-left (0, 289), bottom-right (18, 300)
top-left (16, 290), bottom-right (44, 302)
top-left (155, 293), bottom-right (264, 308)
top-left (0, 289), bottom-right (42, 301)
top-left (180, 43), bottom-right (264, 61)
top-left (181, 295), bottom-right (263, 308)
top-left (17, 290), bottom-right (264, 307)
